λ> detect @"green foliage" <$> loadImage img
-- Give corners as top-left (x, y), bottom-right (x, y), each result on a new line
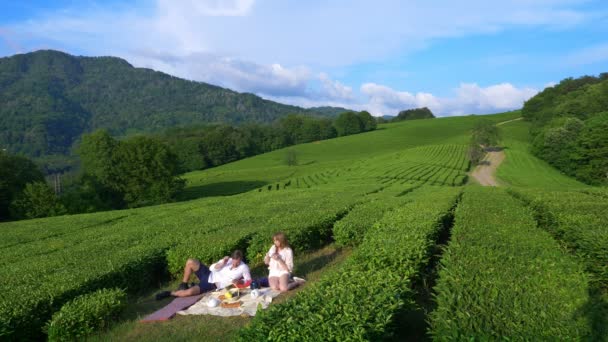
top-left (60, 174), bottom-right (122, 214)
top-left (430, 187), bottom-right (592, 340)
top-left (496, 119), bottom-right (587, 189)
top-left (333, 184), bottom-right (418, 247)
top-left (334, 111), bottom-right (364, 136)
top-left (466, 119), bottom-right (501, 166)
top-left (0, 50), bottom-right (347, 169)
top-left (511, 188), bottom-right (608, 290)
top-left (358, 111), bottom-right (377, 131)
top-left (0, 151), bottom-right (45, 220)
top-left (285, 149), bottom-right (298, 166)
top-left (9, 182), bottom-right (66, 219)
top-left (111, 136), bottom-right (185, 207)
top-left (471, 119), bottom-right (500, 147)
top-left (0, 111), bottom-right (542, 340)
top-left (46, 288), bottom-right (126, 341)
top-left (522, 73), bottom-right (608, 126)
top-left (78, 130), bottom-right (118, 185)
top-left (523, 73), bottom-right (608, 185)
top-left (466, 143), bottom-right (484, 165)
top-left (239, 187), bottom-right (460, 341)
top-left (531, 116), bottom-right (583, 173)
top-left (392, 107), bottom-right (435, 122)
top-left (572, 112), bottom-right (608, 184)
top-left (78, 131), bottom-right (185, 208)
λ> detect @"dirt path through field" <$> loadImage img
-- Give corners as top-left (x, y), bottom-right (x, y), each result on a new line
top-left (496, 117), bottom-right (523, 126)
top-left (469, 117), bottom-right (521, 186)
top-left (470, 151), bottom-right (505, 186)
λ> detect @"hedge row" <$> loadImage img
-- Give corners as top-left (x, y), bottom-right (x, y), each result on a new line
top-left (430, 187), bottom-right (592, 340)
top-left (333, 183), bottom-right (419, 247)
top-left (239, 186), bottom-right (460, 341)
top-left (0, 187), bottom-right (375, 340)
top-left (510, 188), bottom-right (608, 289)
top-left (46, 288), bottom-right (126, 341)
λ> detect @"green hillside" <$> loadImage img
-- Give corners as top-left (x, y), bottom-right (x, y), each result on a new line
top-left (497, 119), bottom-right (588, 189)
top-left (0, 50), bottom-right (346, 161)
top-left (522, 73), bottom-right (608, 185)
top-left (1, 110), bottom-right (606, 341)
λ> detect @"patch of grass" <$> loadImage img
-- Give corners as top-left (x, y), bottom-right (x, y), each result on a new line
top-left (497, 120), bottom-right (587, 190)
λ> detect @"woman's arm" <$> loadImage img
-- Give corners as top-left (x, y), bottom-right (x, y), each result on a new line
top-left (264, 245), bottom-right (276, 265)
top-left (272, 249), bottom-right (293, 272)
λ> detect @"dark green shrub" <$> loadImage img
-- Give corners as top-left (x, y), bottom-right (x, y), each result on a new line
top-left (46, 288), bottom-right (126, 341)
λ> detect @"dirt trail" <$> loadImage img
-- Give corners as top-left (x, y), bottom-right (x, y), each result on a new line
top-left (470, 151), bottom-right (505, 186)
top-left (469, 117), bottom-right (521, 186)
top-left (496, 117), bottom-right (523, 126)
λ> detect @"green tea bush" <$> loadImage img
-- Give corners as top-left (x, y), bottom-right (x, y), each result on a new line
top-left (0, 188), bottom-right (371, 340)
top-left (239, 186), bottom-right (459, 341)
top-left (46, 288), bottom-right (126, 341)
top-left (332, 184), bottom-right (418, 247)
top-left (510, 188), bottom-right (608, 289)
top-left (430, 187), bottom-right (592, 340)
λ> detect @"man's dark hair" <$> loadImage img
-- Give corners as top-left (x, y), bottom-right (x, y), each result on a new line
top-left (231, 250), bottom-right (243, 260)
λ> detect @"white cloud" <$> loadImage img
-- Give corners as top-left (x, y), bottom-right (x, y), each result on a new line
top-left (2, 0), bottom-right (595, 116)
top-left (360, 82), bottom-right (538, 116)
top-left (128, 51), bottom-right (312, 97)
top-left (318, 73), bottom-right (354, 101)
top-left (8, 0), bottom-right (597, 66)
top-left (455, 83), bottom-right (538, 111)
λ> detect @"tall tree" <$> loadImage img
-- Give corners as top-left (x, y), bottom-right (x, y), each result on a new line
top-left (79, 130), bottom-right (118, 186)
top-left (9, 182), bottom-right (66, 219)
top-left (0, 152), bottom-right (45, 220)
top-left (358, 111), bottom-right (377, 131)
top-left (334, 112), bottom-right (363, 136)
top-left (573, 112), bottom-right (608, 185)
top-left (111, 136), bottom-right (185, 207)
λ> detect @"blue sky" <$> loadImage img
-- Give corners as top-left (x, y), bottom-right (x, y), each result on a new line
top-left (1, 0), bottom-right (607, 116)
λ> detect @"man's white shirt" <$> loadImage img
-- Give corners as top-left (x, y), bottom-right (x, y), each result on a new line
top-left (208, 258), bottom-right (252, 289)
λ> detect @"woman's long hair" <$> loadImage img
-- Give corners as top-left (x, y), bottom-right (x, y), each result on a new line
top-left (273, 232), bottom-right (289, 249)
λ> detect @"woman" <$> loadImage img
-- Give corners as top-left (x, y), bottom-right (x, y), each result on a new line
top-left (264, 232), bottom-right (302, 291)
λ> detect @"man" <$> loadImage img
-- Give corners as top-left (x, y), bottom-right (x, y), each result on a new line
top-left (156, 250), bottom-right (252, 300)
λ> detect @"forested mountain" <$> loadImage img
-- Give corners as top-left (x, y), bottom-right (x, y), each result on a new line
top-left (522, 73), bottom-right (608, 185)
top-left (0, 50), bottom-right (348, 164)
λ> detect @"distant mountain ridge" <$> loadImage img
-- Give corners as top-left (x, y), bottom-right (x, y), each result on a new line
top-left (0, 50), bottom-right (350, 160)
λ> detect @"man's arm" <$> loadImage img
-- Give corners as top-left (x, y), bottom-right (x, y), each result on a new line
top-left (232, 265), bottom-right (252, 288)
top-left (211, 256), bottom-right (230, 271)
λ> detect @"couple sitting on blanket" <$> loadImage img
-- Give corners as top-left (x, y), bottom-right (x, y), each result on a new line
top-left (156, 232), bottom-right (303, 300)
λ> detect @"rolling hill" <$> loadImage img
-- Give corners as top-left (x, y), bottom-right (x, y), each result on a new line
top-left (0, 50), bottom-right (348, 161)
top-left (1, 111), bottom-right (606, 341)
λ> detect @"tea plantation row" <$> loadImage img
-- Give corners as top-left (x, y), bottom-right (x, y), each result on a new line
top-left (239, 186), bottom-right (460, 341)
top-left (430, 187), bottom-right (592, 340)
top-left (0, 184), bottom-right (384, 340)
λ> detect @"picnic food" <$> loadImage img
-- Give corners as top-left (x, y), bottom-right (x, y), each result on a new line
top-left (220, 301), bottom-right (242, 308)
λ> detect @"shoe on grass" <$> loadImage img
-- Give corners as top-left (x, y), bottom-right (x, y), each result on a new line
top-left (293, 276), bottom-right (306, 284)
top-left (155, 291), bottom-right (171, 301)
top-left (177, 282), bottom-right (189, 291)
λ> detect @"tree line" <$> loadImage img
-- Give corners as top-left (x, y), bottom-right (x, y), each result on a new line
top-left (523, 73), bottom-right (608, 185)
top-left (0, 50), bottom-right (348, 173)
top-left (0, 111), bottom-right (377, 221)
